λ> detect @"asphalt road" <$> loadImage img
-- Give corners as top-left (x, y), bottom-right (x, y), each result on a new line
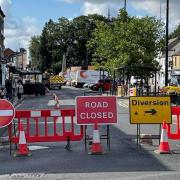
top-left (0, 86), bottom-right (180, 180)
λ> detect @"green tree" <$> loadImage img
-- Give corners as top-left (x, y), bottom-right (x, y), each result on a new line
top-left (88, 9), bottom-right (164, 78)
top-left (29, 14), bottom-right (108, 72)
top-left (169, 24), bottom-right (180, 39)
top-left (39, 19), bottom-right (57, 73)
top-left (29, 36), bottom-right (41, 70)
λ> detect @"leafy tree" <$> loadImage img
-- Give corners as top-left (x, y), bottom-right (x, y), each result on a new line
top-left (88, 9), bottom-right (164, 79)
top-left (169, 24), bottom-right (180, 39)
top-left (29, 15), bottom-right (108, 72)
top-left (29, 36), bottom-right (41, 70)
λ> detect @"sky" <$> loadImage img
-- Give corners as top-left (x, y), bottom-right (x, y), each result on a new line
top-left (1, 0), bottom-right (180, 52)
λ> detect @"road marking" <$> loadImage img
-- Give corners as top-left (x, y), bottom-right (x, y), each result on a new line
top-left (48, 99), bottom-right (75, 106)
top-left (28, 146), bottom-right (49, 151)
top-left (0, 110), bottom-right (13, 116)
top-left (118, 101), bottom-right (129, 108)
top-left (8, 173), bottom-right (45, 179)
top-left (48, 100), bottom-right (56, 106)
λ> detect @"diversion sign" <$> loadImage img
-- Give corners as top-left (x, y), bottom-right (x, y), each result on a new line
top-left (129, 96), bottom-right (172, 124)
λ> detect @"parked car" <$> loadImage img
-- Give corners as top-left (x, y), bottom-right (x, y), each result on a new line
top-left (90, 79), bottom-right (117, 91)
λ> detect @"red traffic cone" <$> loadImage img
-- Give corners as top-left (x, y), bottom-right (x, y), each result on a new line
top-left (55, 95), bottom-right (60, 109)
top-left (155, 121), bottom-right (171, 154)
top-left (89, 124), bottom-right (103, 155)
top-left (14, 124), bottom-right (30, 157)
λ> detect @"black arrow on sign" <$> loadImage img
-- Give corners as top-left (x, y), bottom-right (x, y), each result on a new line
top-left (145, 109), bottom-right (157, 115)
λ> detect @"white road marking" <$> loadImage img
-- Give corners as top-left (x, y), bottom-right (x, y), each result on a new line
top-left (48, 100), bottom-right (56, 106)
top-left (118, 101), bottom-right (129, 108)
top-left (48, 99), bottom-right (75, 106)
top-left (28, 146), bottom-right (49, 151)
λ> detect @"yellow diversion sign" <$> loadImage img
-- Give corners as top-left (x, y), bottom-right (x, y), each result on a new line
top-left (129, 96), bottom-right (172, 124)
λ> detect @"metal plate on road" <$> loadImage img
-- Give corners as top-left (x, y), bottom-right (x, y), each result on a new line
top-left (129, 96), bottom-right (172, 124)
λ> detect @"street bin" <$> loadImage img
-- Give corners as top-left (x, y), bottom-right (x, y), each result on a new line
top-left (129, 87), bottom-right (136, 96)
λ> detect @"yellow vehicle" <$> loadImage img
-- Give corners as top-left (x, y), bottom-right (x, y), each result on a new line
top-left (160, 86), bottom-right (180, 94)
top-left (49, 75), bottom-right (64, 89)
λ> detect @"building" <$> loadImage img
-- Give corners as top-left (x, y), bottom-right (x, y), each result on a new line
top-left (3, 48), bottom-right (17, 80)
top-left (172, 48), bottom-right (180, 70)
top-left (16, 48), bottom-right (28, 70)
top-left (157, 37), bottom-right (180, 87)
top-left (0, 6), bottom-right (5, 86)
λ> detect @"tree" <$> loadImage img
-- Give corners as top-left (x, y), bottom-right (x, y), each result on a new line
top-left (169, 24), bottom-right (180, 39)
top-left (29, 36), bottom-right (41, 70)
top-left (29, 15), bottom-right (108, 72)
top-left (88, 9), bottom-right (164, 79)
top-left (39, 19), bottom-right (57, 73)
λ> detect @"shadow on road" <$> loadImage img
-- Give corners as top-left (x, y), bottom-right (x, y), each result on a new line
top-left (0, 124), bottom-right (170, 174)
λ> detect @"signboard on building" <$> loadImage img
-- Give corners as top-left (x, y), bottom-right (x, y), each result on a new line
top-left (129, 96), bottom-right (171, 124)
top-left (76, 96), bottom-right (117, 124)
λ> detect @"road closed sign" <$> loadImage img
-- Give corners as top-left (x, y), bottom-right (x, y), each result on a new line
top-left (76, 96), bottom-right (117, 124)
top-left (0, 99), bottom-right (15, 128)
top-left (129, 96), bottom-right (171, 124)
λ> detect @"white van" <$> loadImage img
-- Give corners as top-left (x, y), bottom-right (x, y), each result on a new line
top-left (74, 70), bottom-right (108, 88)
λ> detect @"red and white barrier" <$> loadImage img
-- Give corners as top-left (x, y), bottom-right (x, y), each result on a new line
top-left (8, 109), bottom-right (84, 145)
top-left (155, 121), bottom-right (171, 154)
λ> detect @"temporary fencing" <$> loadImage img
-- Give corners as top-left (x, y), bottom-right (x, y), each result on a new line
top-left (167, 106), bottom-right (180, 140)
top-left (8, 109), bottom-right (84, 152)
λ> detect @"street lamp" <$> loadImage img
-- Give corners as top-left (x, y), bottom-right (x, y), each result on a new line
top-left (20, 48), bottom-right (26, 70)
top-left (165, 0), bottom-right (169, 86)
top-left (124, 0), bottom-right (127, 11)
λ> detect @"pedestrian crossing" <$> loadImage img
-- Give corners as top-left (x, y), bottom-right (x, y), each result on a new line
top-left (117, 100), bottom-right (129, 108)
top-left (48, 99), bottom-right (129, 108)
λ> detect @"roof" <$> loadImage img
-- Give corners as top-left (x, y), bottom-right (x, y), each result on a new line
top-left (4, 48), bottom-right (16, 59)
top-left (162, 37), bottom-right (180, 58)
top-left (173, 49), bottom-right (180, 56)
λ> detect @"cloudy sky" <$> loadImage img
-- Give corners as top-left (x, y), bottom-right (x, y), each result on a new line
top-left (0, 0), bottom-right (180, 52)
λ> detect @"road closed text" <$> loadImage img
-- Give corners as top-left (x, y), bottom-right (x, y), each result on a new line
top-left (76, 96), bottom-right (117, 124)
top-left (79, 101), bottom-right (114, 119)
top-left (80, 112), bottom-right (114, 119)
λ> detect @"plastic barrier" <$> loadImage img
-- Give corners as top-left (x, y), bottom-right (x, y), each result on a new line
top-left (167, 106), bottom-right (180, 139)
top-left (117, 86), bottom-right (124, 97)
top-left (129, 87), bottom-right (136, 96)
top-left (8, 109), bottom-right (84, 147)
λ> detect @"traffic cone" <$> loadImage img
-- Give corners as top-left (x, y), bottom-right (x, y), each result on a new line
top-left (89, 124), bottom-right (103, 155)
top-left (55, 95), bottom-right (60, 108)
top-left (14, 123), bottom-right (30, 157)
top-left (155, 121), bottom-right (171, 154)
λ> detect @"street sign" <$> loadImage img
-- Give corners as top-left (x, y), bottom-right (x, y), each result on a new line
top-left (129, 96), bottom-right (171, 124)
top-left (0, 99), bottom-right (15, 128)
top-left (76, 96), bottom-right (117, 124)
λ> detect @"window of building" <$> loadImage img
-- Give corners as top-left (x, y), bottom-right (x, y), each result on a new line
top-left (174, 57), bottom-right (177, 67)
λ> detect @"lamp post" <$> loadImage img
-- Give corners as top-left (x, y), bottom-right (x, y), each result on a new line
top-left (165, 0), bottom-right (169, 86)
top-left (124, 0), bottom-right (127, 11)
top-left (20, 48), bottom-right (26, 70)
